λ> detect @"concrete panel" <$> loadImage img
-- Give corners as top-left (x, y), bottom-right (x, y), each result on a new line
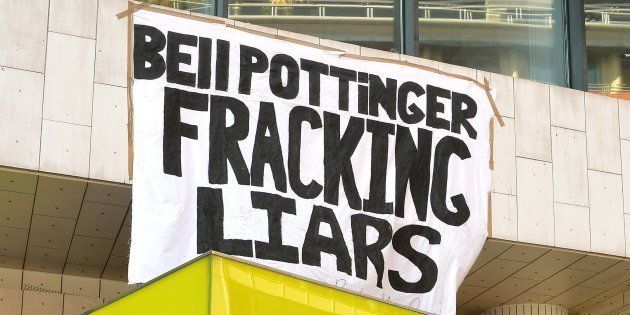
top-left (399, 54), bottom-right (439, 69)
top-left (94, 0), bottom-right (128, 87)
top-left (463, 259), bottom-right (527, 288)
top-left (585, 93), bottom-right (621, 173)
top-left (39, 120), bottom-right (91, 177)
top-left (517, 158), bottom-right (554, 246)
top-left (476, 70), bottom-right (491, 82)
top-left (49, 0), bottom-right (98, 38)
top-left (0, 190), bottom-right (34, 229)
top-left (111, 225), bottom-right (130, 257)
top-left (0, 226), bottom-right (29, 258)
top-left (100, 279), bottom-right (133, 301)
top-left (233, 20), bottom-right (277, 35)
top-left (0, 0), bottom-right (49, 72)
top-left (66, 236), bottom-right (113, 268)
top-left (0, 288), bottom-right (22, 314)
top-left (43, 32), bottom-right (96, 126)
top-left (24, 246), bottom-right (67, 274)
top-left (63, 294), bottom-right (104, 315)
top-left (497, 244), bottom-right (548, 263)
top-left (28, 215), bottom-right (76, 250)
top-left (623, 140), bottom-right (630, 214)
top-left (589, 282), bottom-right (629, 303)
top-left (490, 193), bottom-right (517, 240)
top-left (90, 84), bottom-right (129, 183)
top-left (63, 264), bottom-right (102, 278)
top-left (476, 277), bottom-right (538, 303)
top-left (438, 62), bottom-right (476, 78)
top-left (23, 270), bottom-right (61, 292)
top-left (62, 275), bottom-right (99, 297)
top-left (102, 255), bottom-right (128, 281)
top-left (0, 67), bottom-right (44, 170)
top-left (360, 47), bottom-right (400, 60)
top-left (507, 293), bottom-right (553, 305)
top-left (580, 261), bottom-right (630, 290)
top-left (23, 291), bottom-right (63, 315)
top-left (620, 99), bottom-right (630, 140)
top-left (457, 285), bottom-right (487, 307)
top-left (513, 249), bottom-right (583, 281)
top-left (550, 85), bottom-right (585, 131)
top-left (0, 170), bottom-right (37, 194)
top-left (90, 84), bottom-right (127, 128)
top-left (569, 255), bottom-right (619, 273)
top-left (0, 267), bottom-right (22, 289)
top-left (545, 286), bottom-right (604, 309)
top-left (0, 256), bottom-right (24, 270)
top-left (489, 73), bottom-right (515, 118)
top-left (589, 170), bottom-right (625, 256)
top-left (554, 203), bottom-right (590, 252)
top-left (318, 38), bottom-right (360, 55)
top-left (276, 29), bottom-right (319, 44)
top-left (514, 78), bottom-right (551, 161)
top-left (492, 117), bottom-right (516, 195)
top-left (588, 294), bottom-right (624, 315)
top-left (84, 182), bottom-right (131, 207)
top-left (469, 240), bottom-right (512, 273)
top-left (33, 176), bottom-right (86, 219)
top-left (551, 127), bottom-right (588, 206)
top-left (74, 202), bottom-right (127, 240)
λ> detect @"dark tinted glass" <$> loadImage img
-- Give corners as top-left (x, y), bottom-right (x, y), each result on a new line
top-left (418, 0), bottom-right (569, 86)
top-left (228, 0), bottom-right (395, 51)
top-left (585, 1), bottom-right (630, 100)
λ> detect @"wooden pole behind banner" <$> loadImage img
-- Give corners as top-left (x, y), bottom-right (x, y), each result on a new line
top-left (126, 1), bottom-right (134, 181)
top-left (487, 192), bottom-right (493, 237)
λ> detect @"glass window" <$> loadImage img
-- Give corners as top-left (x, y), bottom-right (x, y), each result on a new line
top-left (417, 0), bottom-right (569, 86)
top-left (227, 0), bottom-right (395, 52)
top-left (585, 1), bottom-right (630, 100)
top-left (139, 0), bottom-right (214, 15)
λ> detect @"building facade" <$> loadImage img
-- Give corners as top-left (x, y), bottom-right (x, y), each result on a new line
top-left (0, 0), bottom-right (629, 314)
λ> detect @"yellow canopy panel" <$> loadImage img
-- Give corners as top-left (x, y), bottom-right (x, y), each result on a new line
top-left (89, 252), bottom-right (422, 315)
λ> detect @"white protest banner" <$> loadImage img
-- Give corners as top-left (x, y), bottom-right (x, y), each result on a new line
top-left (129, 8), bottom-right (495, 314)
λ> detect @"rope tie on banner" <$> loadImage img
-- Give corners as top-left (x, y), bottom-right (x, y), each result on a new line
top-left (117, 1), bottom-right (152, 20)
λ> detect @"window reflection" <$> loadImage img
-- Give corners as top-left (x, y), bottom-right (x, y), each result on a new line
top-left (417, 0), bottom-right (569, 86)
top-left (139, 0), bottom-right (214, 14)
top-left (585, 1), bottom-right (630, 100)
top-left (227, 0), bottom-right (395, 51)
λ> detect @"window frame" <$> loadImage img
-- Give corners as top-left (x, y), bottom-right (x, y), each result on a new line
top-left (213, 0), bottom-right (587, 90)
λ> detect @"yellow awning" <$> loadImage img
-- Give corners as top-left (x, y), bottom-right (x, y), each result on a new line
top-left (89, 252), bottom-right (422, 315)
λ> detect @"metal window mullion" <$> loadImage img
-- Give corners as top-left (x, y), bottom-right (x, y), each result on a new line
top-left (566, 0), bottom-right (587, 91)
top-left (395, 0), bottom-right (419, 56)
top-left (215, 0), bottom-right (228, 18)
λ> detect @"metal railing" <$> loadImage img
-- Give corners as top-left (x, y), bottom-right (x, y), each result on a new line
top-left (588, 83), bottom-right (630, 93)
top-left (228, 2), bottom-right (557, 26)
top-left (138, 0), bottom-right (213, 14)
top-left (584, 3), bottom-right (630, 25)
top-left (140, 1), bottom-right (630, 27)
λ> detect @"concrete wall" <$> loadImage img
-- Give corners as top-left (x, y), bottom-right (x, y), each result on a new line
top-left (1, 0), bottom-right (629, 261)
top-left (0, 0), bottom-right (129, 184)
top-left (582, 289), bottom-right (630, 315)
